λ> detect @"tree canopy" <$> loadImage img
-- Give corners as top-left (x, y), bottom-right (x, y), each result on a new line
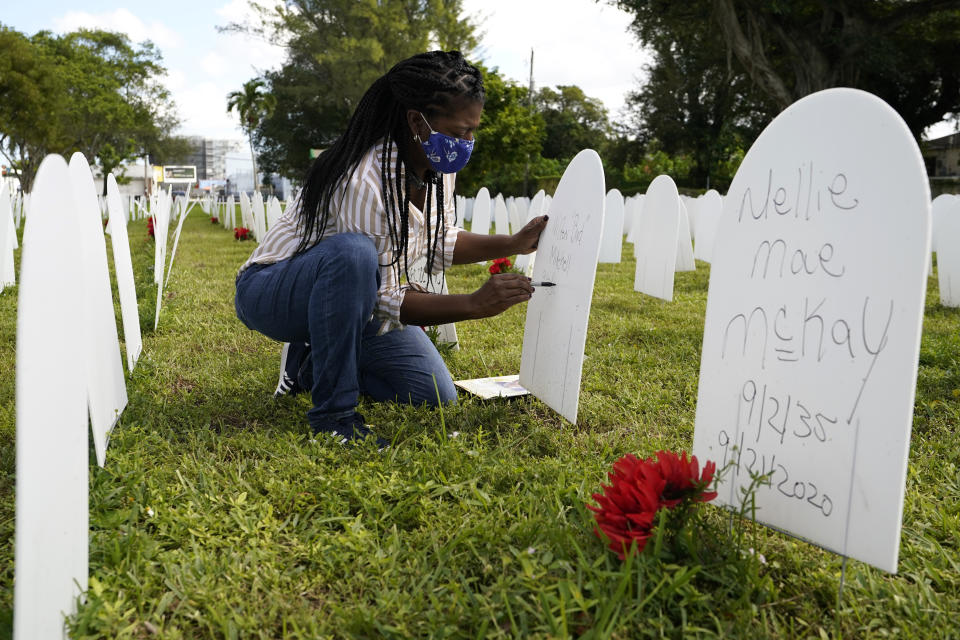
top-left (233, 1), bottom-right (756, 196)
top-left (228, 78), bottom-right (277, 191)
top-left (224, 0), bottom-right (480, 180)
top-left (614, 0), bottom-right (960, 138)
top-left (0, 25), bottom-right (181, 193)
top-left (536, 85), bottom-right (610, 161)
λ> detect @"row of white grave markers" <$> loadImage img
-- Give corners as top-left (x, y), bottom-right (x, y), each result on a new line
top-left (465, 190), bottom-right (553, 235)
top-left (463, 180), bottom-right (710, 305)
top-left (235, 191), bottom-right (286, 241)
top-left (17, 152), bottom-right (144, 638)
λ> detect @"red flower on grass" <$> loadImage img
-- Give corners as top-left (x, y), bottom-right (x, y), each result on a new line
top-left (211, 216), bottom-right (219, 224)
top-left (489, 257), bottom-right (513, 274)
top-left (146, 216), bottom-right (155, 238)
top-left (234, 227), bottom-right (251, 241)
top-left (588, 450), bottom-right (717, 559)
top-left (655, 450), bottom-right (718, 507)
top-left (588, 454), bottom-right (662, 558)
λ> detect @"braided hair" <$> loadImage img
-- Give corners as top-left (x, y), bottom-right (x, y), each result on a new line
top-left (294, 50), bottom-right (485, 283)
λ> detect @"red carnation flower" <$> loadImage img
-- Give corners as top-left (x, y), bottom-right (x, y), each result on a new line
top-left (587, 454), bottom-right (663, 558)
top-left (488, 257), bottom-right (513, 275)
top-left (146, 216), bottom-right (155, 238)
top-left (211, 216), bottom-right (219, 224)
top-left (651, 450), bottom-right (717, 507)
top-left (234, 227), bottom-right (251, 241)
top-left (588, 450), bottom-right (717, 560)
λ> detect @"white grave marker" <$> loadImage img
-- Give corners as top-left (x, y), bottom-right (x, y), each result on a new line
top-left (239, 191), bottom-right (252, 231)
top-left (520, 150), bottom-right (605, 423)
top-left (69, 153), bottom-right (128, 467)
top-left (633, 176), bottom-right (680, 301)
top-left (226, 195), bottom-right (236, 229)
top-left (931, 194), bottom-right (956, 254)
top-left (934, 195), bottom-right (960, 306)
top-left (471, 187), bottom-right (491, 234)
top-left (166, 199), bottom-right (195, 286)
top-left (405, 257), bottom-right (459, 348)
top-left (622, 195), bottom-right (637, 237)
top-left (267, 196), bottom-right (282, 231)
top-left (106, 175), bottom-right (143, 371)
top-left (627, 193), bottom-right (647, 246)
top-left (0, 180), bottom-right (16, 290)
top-left (598, 189), bottom-right (623, 263)
top-left (251, 191), bottom-right (266, 241)
top-left (628, 195), bottom-right (646, 245)
top-left (693, 190), bottom-right (723, 263)
top-left (507, 198), bottom-right (522, 234)
top-left (692, 88), bottom-right (930, 573)
top-left (494, 193), bottom-right (510, 235)
top-left (15, 155), bottom-right (89, 639)
top-left (675, 198), bottom-right (696, 271)
top-left (153, 189), bottom-right (172, 329)
top-left (682, 195), bottom-right (698, 241)
top-left (515, 190), bottom-right (546, 276)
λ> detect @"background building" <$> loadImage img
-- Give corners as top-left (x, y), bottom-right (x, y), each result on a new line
top-left (183, 137), bottom-right (243, 180)
top-left (923, 132), bottom-right (960, 197)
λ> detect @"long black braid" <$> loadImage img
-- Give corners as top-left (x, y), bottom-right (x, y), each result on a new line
top-left (294, 50), bottom-right (484, 286)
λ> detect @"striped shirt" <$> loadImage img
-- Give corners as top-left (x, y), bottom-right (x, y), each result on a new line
top-left (240, 141), bottom-right (460, 334)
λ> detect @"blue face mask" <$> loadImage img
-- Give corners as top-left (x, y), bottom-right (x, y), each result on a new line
top-left (418, 112), bottom-right (474, 174)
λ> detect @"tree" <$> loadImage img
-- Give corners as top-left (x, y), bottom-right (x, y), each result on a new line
top-left (0, 27), bottom-right (60, 192)
top-left (227, 78), bottom-right (277, 194)
top-left (223, 0), bottom-right (481, 180)
top-left (535, 85), bottom-right (611, 161)
top-left (38, 29), bottom-right (179, 194)
top-left (619, 3), bottom-right (773, 189)
top-left (0, 26), bottom-right (180, 194)
top-left (455, 65), bottom-right (545, 196)
top-left (613, 0), bottom-right (960, 138)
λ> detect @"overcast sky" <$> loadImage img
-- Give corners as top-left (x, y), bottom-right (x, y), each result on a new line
top-left (3, 1), bottom-right (955, 151)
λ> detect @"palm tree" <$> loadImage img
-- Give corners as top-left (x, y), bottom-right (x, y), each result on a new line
top-left (227, 79), bottom-right (276, 194)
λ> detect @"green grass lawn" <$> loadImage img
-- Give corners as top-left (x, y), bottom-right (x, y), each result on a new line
top-left (0, 206), bottom-right (958, 638)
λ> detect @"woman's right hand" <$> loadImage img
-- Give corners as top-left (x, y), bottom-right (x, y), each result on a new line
top-left (469, 273), bottom-right (533, 318)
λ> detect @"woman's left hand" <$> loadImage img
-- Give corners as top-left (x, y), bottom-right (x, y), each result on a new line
top-left (512, 215), bottom-right (549, 255)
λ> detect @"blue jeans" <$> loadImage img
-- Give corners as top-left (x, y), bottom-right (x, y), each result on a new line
top-left (235, 233), bottom-right (458, 431)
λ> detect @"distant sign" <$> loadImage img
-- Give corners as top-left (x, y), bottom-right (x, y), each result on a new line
top-left (162, 166), bottom-right (197, 183)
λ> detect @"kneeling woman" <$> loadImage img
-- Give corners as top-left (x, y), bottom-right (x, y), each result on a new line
top-left (235, 50), bottom-right (547, 444)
